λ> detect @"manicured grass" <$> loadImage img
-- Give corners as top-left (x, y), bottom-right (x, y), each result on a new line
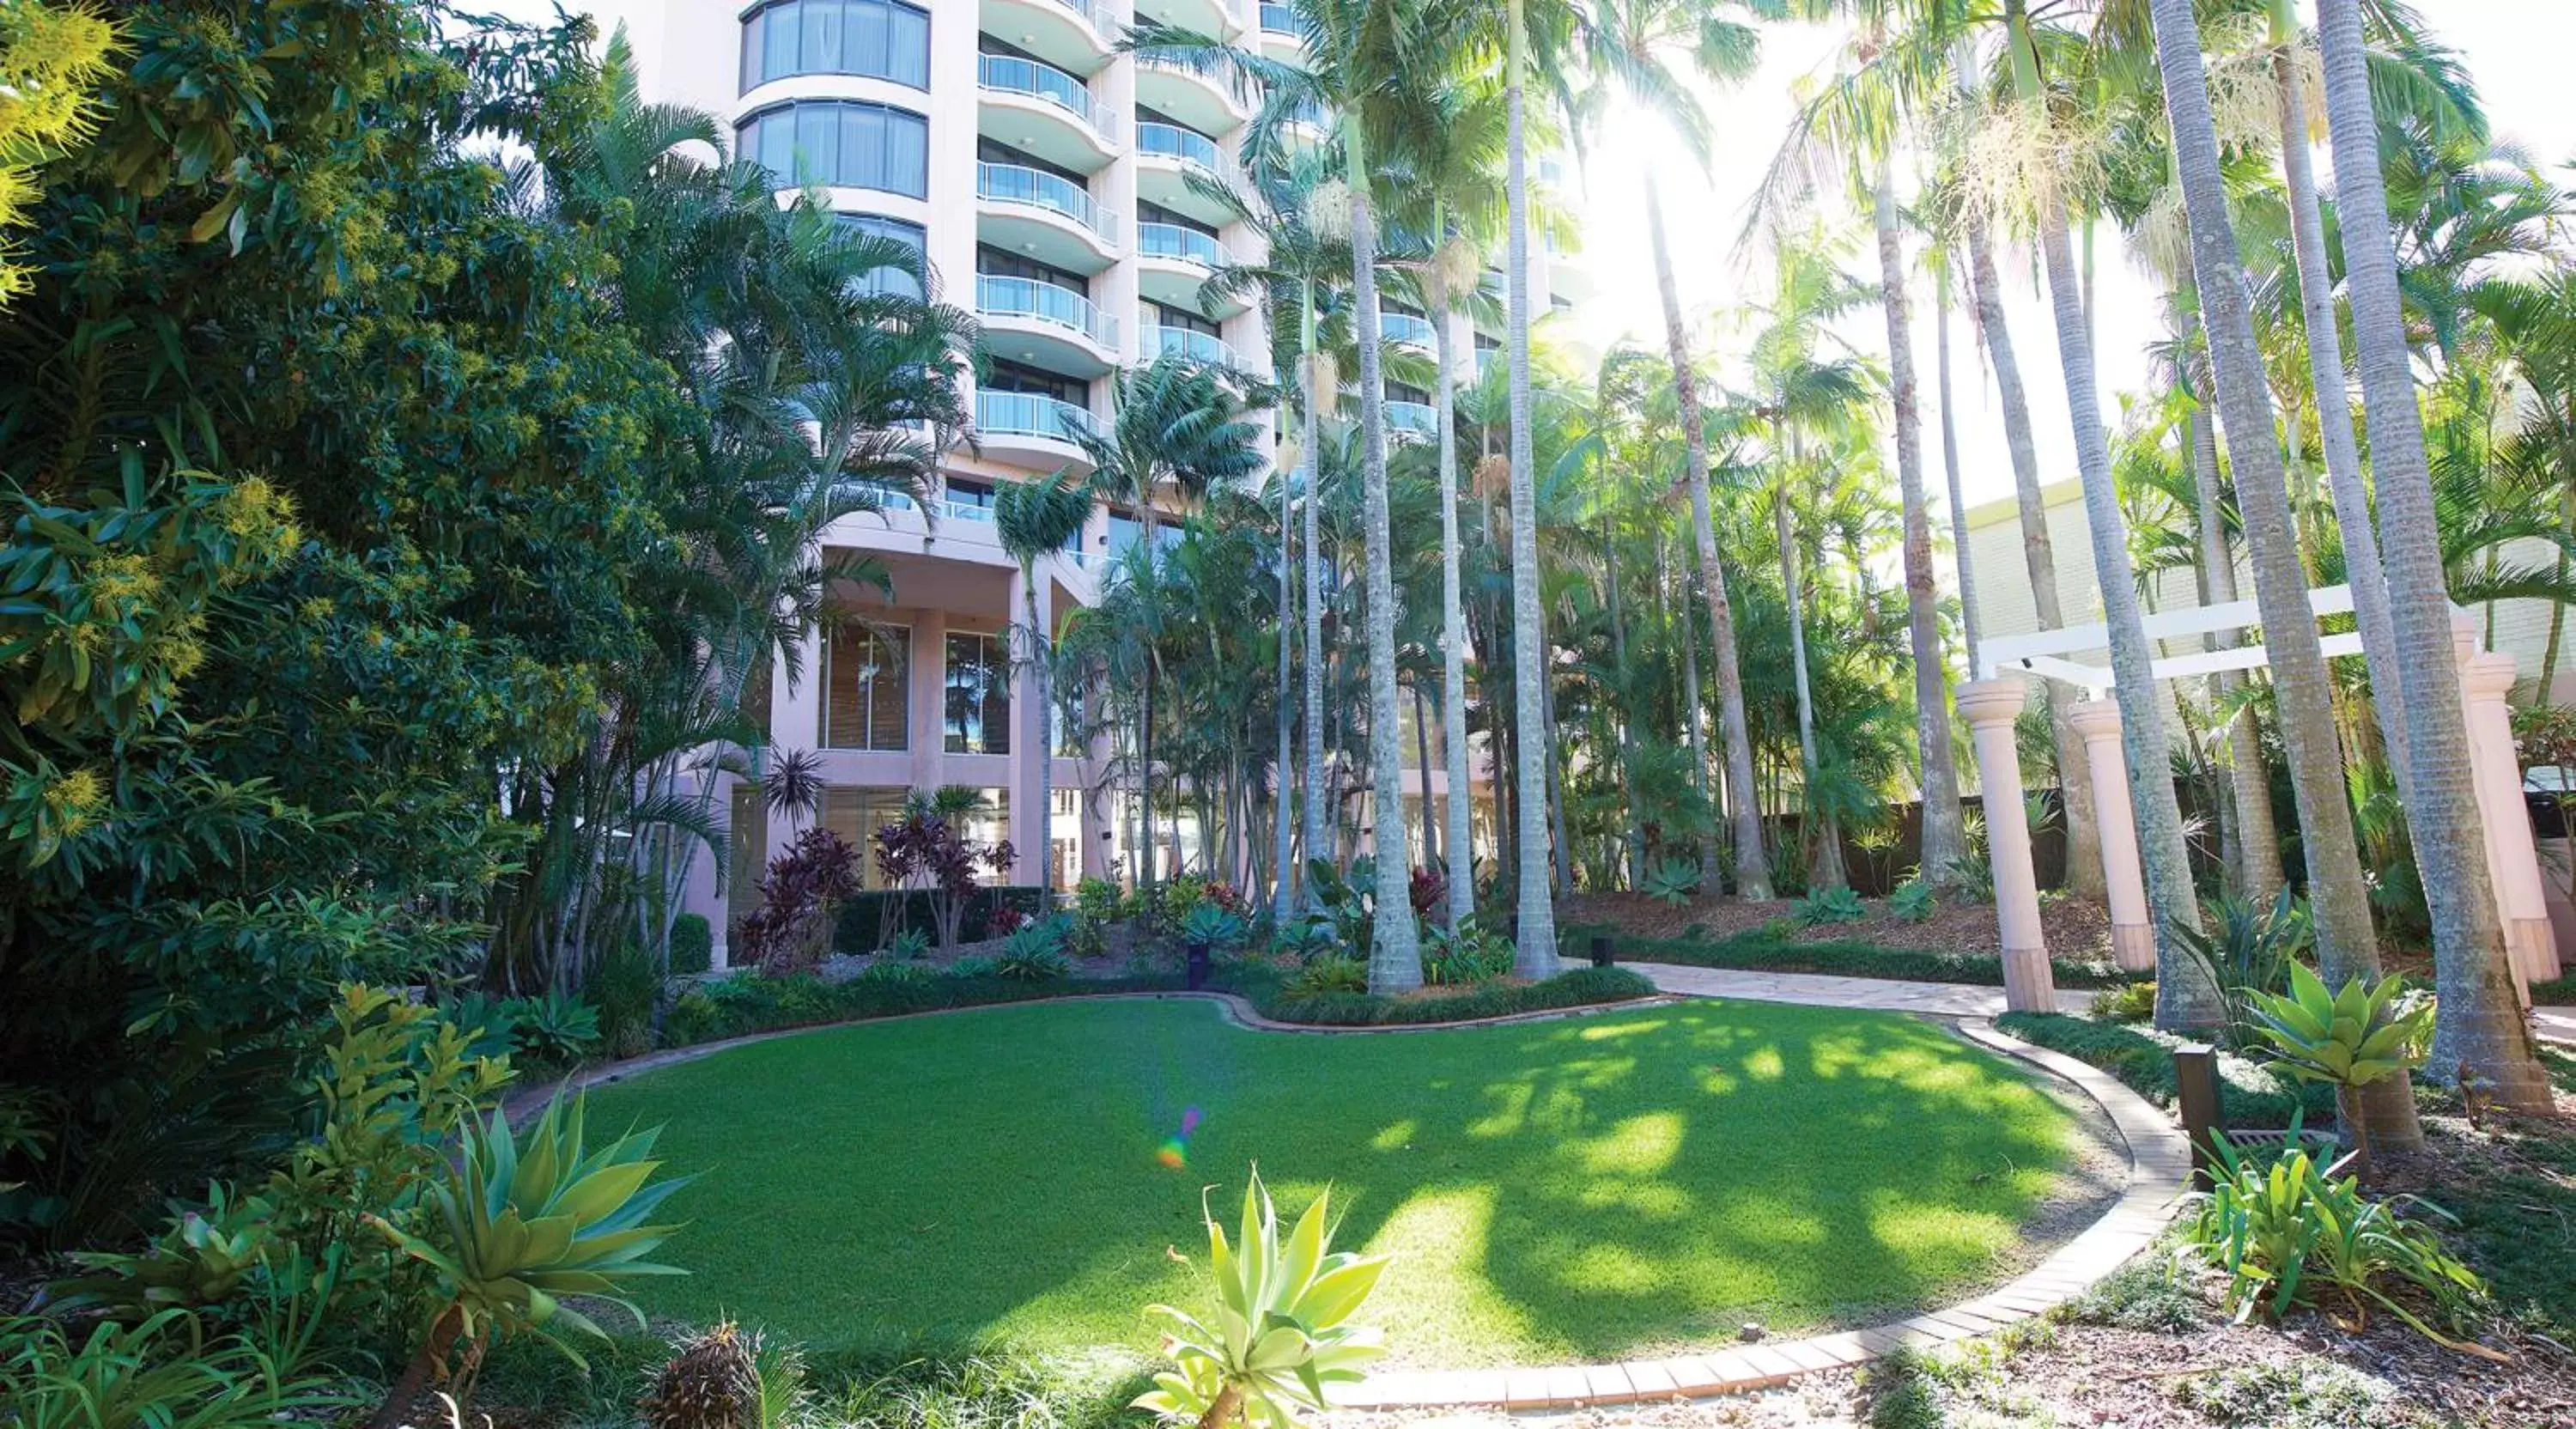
top-left (589, 999), bottom-right (2082, 1367)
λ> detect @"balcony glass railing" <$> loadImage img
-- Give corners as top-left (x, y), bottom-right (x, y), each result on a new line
top-left (1380, 310), bottom-right (1436, 349)
top-left (977, 391), bottom-right (1100, 444)
top-left (1136, 120), bottom-right (1225, 174)
top-left (977, 55), bottom-right (1104, 131)
top-left (1387, 400), bottom-right (1437, 439)
top-left (1259, 3), bottom-right (1297, 33)
top-left (1145, 325), bottom-right (1236, 366)
top-left (977, 274), bottom-right (1120, 350)
top-left (975, 162), bottom-right (1119, 244)
top-left (1138, 222), bottom-right (1229, 269)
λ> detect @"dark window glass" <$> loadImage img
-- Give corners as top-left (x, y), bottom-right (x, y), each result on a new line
top-left (838, 214), bottom-right (926, 298)
top-left (944, 632), bottom-right (1012, 755)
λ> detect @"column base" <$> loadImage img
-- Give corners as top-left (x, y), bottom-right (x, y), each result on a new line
top-left (2111, 922), bottom-right (2154, 974)
top-left (2000, 944), bottom-right (2058, 1013)
top-left (2511, 917), bottom-right (2561, 985)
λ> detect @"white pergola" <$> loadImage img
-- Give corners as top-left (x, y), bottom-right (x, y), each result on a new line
top-left (1955, 585), bottom-right (2561, 1012)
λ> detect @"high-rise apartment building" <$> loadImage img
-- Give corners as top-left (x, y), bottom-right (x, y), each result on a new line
top-left (602, 0), bottom-right (1583, 952)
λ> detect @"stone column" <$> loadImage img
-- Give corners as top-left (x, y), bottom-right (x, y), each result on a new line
top-left (2456, 629), bottom-right (2558, 995)
top-left (1959, 678), bottom-right (2057, 1012)
top-left (2067, 698), bottom-right (2154, 973)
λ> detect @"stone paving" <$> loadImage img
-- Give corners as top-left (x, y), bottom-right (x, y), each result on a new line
top-left (1619, 961), bottom-right (2097, 1018)
top-left (2537, 1006), bottom-right (2575, 1045)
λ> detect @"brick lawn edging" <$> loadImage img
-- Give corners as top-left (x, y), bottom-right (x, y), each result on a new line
top-left (1325, 1016), bottom-right (2194, 1412)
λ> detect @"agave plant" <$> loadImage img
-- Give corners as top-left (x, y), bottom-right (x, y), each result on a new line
top-left (2245, 965), bottom-right (2434, 1177)
top-left (366, 1095), bottom-right (686, 1427)
top-left (1134, 1170), bottom-right (1387, 1429)
top-left (1639, 857), bottom-right (1701, 909)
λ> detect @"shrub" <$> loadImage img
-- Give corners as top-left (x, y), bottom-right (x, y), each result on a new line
top-left (2245, 967), bottom-right (2433, 1176)
top-left (855, 958), bottom-right (933, 985)
top-left (1886, 879), bottom-right (1936, 924)
top-left (2089, 981), bottom-right (2157, 1024)
top-left (1609, 927), bottom-right (2131, 990)
top-left (888, 927), bottom-right (932, 961)
top-left (1994, 1012), bottom-right (2335, 1128)
top-left (995, 921), bottom-right (1072, 982)
top-left (1792, 886), bottom-right (1866, 926)
top-left (738, 829), bottom-right (862, 975)
top-left (0, 1309), bottom-right (356, 1429)
top-left (1406, 865), bottom-right (1445, 917)
top-left (1180, 902), bottom-right (1248, 955)
top-left (2172, 886), bottom-right (2311, 1048)
top-left (2066, 1257), bottom-right (2200, 1334)
top-left (1244, 966), bottom-right (1656, 1027)
top-left (507, 991), bottom-right (604, 1068)
top-left (667, 914), bottom-right (714, 976)
top-left (988, 903), bottom-right (1030, 937)
top-left (588, 940), bottom-right (661, 1061)
top-left (1282, 956), bottom-right (1370, 1000)
top-left (1133, 1170), bottom-right (1386, 1429)
top-left (830, 886), bottom-right (1049, 955)
top-left (1419, 921), bottom-right (1512, 987)
top-left (1640, 856), bottom-right (1701, 907)
top-left (641, 1322), bottom-right (770, 1429)
top-left (869, 799), bottom-right (1015, 951)
top-left (2186, 1130), bottom-right (2486, 1349)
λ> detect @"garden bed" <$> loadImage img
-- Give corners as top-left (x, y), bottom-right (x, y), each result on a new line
top-left (1589, 924), bottom-right (2133, 991)
top-left (1993, 1011), bottom-right (2337, 1128)
top-left (1559, 890), bottom-right (2116, 961)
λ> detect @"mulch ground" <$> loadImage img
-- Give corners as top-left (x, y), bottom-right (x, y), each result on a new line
top-left (1558, 891), bottom-right (2116, 962)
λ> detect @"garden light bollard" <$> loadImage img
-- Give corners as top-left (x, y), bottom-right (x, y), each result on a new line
top-left (2172, 1042), bottom-right (2226, 1191)
top-left (1957, 677), bottom-right (2056, 1013)
top-left (1185, 939), bottom-right (1212, 992)
top-left (2066, 698), bottom-right (2154, 973)
top-left (2454, 611), bottom-right (2560, 994)
top-left (1589, 933), bottom-right (1613, 968)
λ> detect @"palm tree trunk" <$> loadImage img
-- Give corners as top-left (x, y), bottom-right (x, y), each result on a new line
top-left (1274, 427), bottom-right (1297, 920)
top-left (1541, 658), bottom-right (1574, 895)
top-left (1937, 266), bottom-right (1983, 666)
top-left (2153, 0), bottom-right (2422, 1148)
top-left (2002, 0), bottom-right (2214, 1027)
top-left (1874, 155), bottom-right (1966, 887)
top-left (1300, 284), bottom-right (1327, 908)
top-left (1965, 206), bottom-right (2102, 900)
top-left (1346, 125), bottom-right (1422, 992)
top-left (1435, 274), bottom-right (1476, 927)
top-left (1606, 527), bottom-right (1644, 888)
top-left (2178, 313), bottom-right (2287, 895)
top-left (1645, 171), bottom-right (1771, 899)
top-left (1674, 548), bottom-right (1720, 881)
top-left (1504, 0), bottom-right (1560, 972)
top-left (2316, 0), bottom-right (2549, 1107)
top-left (1029, 576), bottom-right (1058, 896)
top-left (1413, 680), bottom-right (1438, 873)
top-left (1774, 483), bottom-right (1835, 890)
top-left (2271, 27), bottom-right (2410, 793)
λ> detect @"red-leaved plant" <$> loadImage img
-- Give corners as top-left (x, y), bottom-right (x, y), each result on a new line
top-left (741, 829), bottom-right (861, 975)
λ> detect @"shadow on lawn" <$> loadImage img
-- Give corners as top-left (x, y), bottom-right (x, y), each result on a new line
top-left (597, 1000), bottom-right (2083, 1366)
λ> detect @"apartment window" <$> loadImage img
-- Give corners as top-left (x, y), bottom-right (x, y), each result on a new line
top-left (945, 631), bottom-right (1012, 755)
top-left (1150, 301), bottom-right (1218, 337)
top-left (739, 100), bottom-right (928, 198)
top-left (1138, 200), bottom-right (1218, 240)
top-left (741, 0), bottom-right (929, 91)
top-left (820, 787), bottom-right (911, 885)
top-left (976, 243), bottom-right (1089, 297)
top-left (822, 623), bottom-right (909, 751)
top-left (838, 214), bottom-right (927, 298)
top-left (987, 358), bottom-right (1085, 405)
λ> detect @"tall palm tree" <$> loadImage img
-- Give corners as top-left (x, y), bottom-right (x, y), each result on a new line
top-left (996, 473), bottom-right (1097, 894)
top-left (2312, 0), bottom-right (2551, 1108)
top-left (1381, 73), bottom-right (1508, 928)
top-left (1073, 354), bottom-right (1267, 900)
top-left (1582, 0), bottom-right (1777, 903)
top-left (2142, 0), bottom-right (2421, 1150)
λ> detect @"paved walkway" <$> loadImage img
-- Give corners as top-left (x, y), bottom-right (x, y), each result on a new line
top-left (2537, 1006), bottom-right (2575, 1045)
top-left (1622, 961), bottom-right (2096, 1017)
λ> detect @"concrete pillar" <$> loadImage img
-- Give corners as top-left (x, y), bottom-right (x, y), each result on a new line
top-left (1959, 678), bottom-right (2057, 1012)
top-left (2068, 698), bottom-right (2154, 972)
top-left (1006, 569), bottom-right (1053, 888)
top-left (2456, 624), bottom-right (2558, 995)
top-left (910, 607), bottom-right (947, 792)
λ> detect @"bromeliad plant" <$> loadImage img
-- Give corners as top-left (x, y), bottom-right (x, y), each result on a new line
top-left (367, 1094), bottom-right (687, 1428)
top-left (1136, 1170), bottom-right (1387, 1429)
top-left (2245, 965), bottom-right (2434, 1177)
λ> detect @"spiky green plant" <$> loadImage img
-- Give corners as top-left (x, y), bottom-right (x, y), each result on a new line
top-left (367, 1094), bottom-right (686, 1427)
top-left (1134, 1170), bottom-right (1387, 1429)
top-left (2245, 966), bottom-right (2434, 1177)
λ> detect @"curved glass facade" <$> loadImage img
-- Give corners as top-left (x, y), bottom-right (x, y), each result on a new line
top-left (738, 100), bottom-right (929, 197)
top-left (740, 0), bottom-right (930, 91)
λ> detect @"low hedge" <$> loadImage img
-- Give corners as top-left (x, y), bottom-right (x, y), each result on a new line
top-left (662, 968), bottom-right (1182, 1046)
top-left (1994, 1011), bottom-right (2336, 1129)
top-left (1218, 964), bottom-right (1659, 1026)
top-left (829, 886), bottom-right (1052, 954)
top-left (666, 913), bottom-right (713, 976)
top-left (1590, 927), bottom-right (2133, 990)
top-left (2533, 973), bottom-right (2574, 1006)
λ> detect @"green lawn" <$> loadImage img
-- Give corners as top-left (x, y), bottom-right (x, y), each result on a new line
top-left (587, 998), bottom-right (2082, 1368)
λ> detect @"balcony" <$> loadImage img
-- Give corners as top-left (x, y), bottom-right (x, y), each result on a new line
top-left (980, 0), bottom-right (1112, 74)
top-left (1380, 310), bottom-right (1436, 350)
top-left (976, 391), bottom-right (1102, 470)
top-left (1260, 3), bottom-right (1297, 33)
top-left (1136, 222), bottom-right (1246, 315)
top-left (1134, 119), bottom-right (1236, 227)
top-left (1145, 325), bottom-right (1240, 368)
top-left (1387, 400), bottom-right (1437, 441)
top-left (1133, 0), bottom-right (1237, 42)
top-left (1134, 59), bottom-right (1245, 143)
top-left (976, 161), bottom-right (1118, 272)
top-left (977, 274), bottom-right (1120, 375)
top-left (977, 55), bottom-right (1117, 173)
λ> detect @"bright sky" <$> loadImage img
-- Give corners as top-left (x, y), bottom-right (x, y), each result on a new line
top-left (1567, 2), bottom-right (2576, 514)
